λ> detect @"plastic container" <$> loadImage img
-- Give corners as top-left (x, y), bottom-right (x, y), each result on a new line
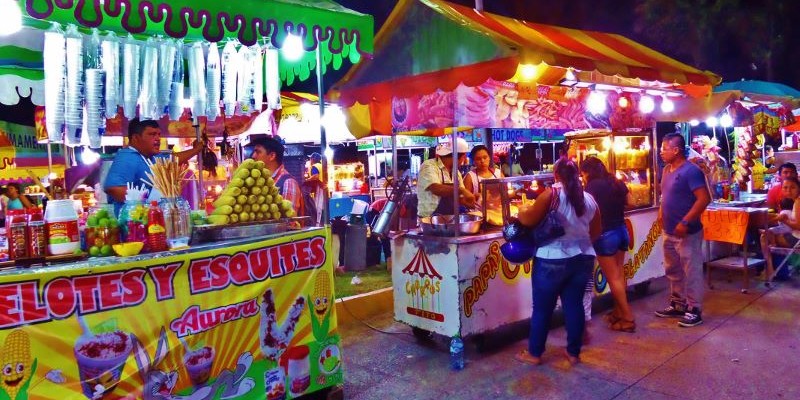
top-left (159, 197), bottom-right (191, 249)
top-left (44, 199), bottom-right (80, 255)
top-left (146, 201), bottom-right (168, 252)
top-left (118, 200), bottom-right (147, 243)
top-left (27, 208), bottom-right (46, 258)
top-left (449, 335), bottom-right (464, 370)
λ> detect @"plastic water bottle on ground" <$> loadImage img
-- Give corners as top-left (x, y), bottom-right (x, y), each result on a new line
top-left (449, 334), bottom-right (464, 370)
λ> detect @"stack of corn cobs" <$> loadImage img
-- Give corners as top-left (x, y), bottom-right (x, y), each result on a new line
top-left (42, 22), bottom-right (280, 148)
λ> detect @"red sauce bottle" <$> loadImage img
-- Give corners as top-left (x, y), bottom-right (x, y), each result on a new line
top-left (146, 201), bottom-right (168, 252)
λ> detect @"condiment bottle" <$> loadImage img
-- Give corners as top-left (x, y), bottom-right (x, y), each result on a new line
top-left (5, 210), bottom-right (28, 260)
top-left (146, 200), bottom-right (168, 252)
top-left (26, 208), bottom-right (46, 258)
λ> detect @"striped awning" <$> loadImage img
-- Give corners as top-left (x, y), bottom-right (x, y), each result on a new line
top-left (335, 0), bottom-right (720, 108)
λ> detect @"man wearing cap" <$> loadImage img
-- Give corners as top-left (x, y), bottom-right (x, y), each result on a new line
top-left (417, 138), bottom-right (476, 217)
top-left (247, 136), bottom-right (304, 216)
top-left (307, 152), bottom-right (323, 180)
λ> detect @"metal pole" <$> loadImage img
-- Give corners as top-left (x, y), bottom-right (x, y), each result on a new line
top-left (316, 39), bottom-right (329, 226)
top-left (475, 0), bottom-right (484, 11)
top-left (452, 128), bottom-right (460, 238)
top-left (392, 132), bottom-right (398, 179)
top-left (194, 118), bottom-right (204, 208)
top-left (46, 141), bottom-right (53, 177)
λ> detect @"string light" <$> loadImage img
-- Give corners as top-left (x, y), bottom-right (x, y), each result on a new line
top-left (587, 91), bottom-right (607, 114)
top-left (705, 116), bottom-right (719, 127)
top-left (281, 33), bottom-right (304, 61)
top-left (638, 95), bottom-right (655, 114)
top-left (0, 0), bottom-right (23, 36)
top-left (720, 114), bottom-right (733, 128)
top-left (660, 95), bottom-right (674, 113)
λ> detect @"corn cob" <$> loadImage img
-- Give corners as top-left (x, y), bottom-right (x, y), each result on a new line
top-left (0, 330), bottom-right (31, 399)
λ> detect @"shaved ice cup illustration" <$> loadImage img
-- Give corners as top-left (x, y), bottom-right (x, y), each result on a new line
top-left (280, 345), bottom-right (310, 397)
top-left (184, 346), bottom-right (215, 386)
top-left (73, 331), bottom-right (133, 398)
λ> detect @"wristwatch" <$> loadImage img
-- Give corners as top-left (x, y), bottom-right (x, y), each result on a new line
top-left (680, 219), bottom-right (689, 226)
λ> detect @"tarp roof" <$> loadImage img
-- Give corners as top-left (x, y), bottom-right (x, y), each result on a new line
top-left (715, 80), bottom-right (800, 109)
top-left (333, 0), bottom-right (720, 107)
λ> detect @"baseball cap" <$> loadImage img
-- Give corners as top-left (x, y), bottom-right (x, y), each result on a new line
top-left (435, 138), bottom-right (469, 156)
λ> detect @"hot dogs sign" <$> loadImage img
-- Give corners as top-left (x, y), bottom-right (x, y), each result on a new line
top-left (0, 229), bottom-right (341, 399)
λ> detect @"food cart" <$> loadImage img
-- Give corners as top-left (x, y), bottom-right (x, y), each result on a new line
top-left (0, 0), bottom-right (373, 397)
top-left (333, 0), bottom-right (719, 342)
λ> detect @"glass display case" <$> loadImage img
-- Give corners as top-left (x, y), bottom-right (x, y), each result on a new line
top-left (565, 129), bottom-right (656, 210)
top-left (478, 173), bottom-right (556, 226)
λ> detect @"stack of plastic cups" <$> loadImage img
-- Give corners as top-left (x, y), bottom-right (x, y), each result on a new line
top-left (84, 69), bottom-right (107, 149)
top-left (64, 26), bottom-right (84, 146)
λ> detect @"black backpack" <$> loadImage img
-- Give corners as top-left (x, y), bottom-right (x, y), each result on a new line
top-left (275, 174), bottom-right (319, 224)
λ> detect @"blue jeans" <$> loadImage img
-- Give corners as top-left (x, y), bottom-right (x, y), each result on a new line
top-left (529, 254), bottom-right (595, 357)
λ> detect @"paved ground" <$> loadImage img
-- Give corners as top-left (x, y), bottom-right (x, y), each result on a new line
top-left (337, 274), bottom-right (800, 400)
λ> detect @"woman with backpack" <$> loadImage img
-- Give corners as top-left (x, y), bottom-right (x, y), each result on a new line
top-left (514, 159), bottom-right (601, 366)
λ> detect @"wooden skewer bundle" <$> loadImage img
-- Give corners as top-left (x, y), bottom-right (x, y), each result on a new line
top-left (142, 156), bottom-right (188, 199)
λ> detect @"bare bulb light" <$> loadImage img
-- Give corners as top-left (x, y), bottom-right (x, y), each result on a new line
top-left (281, 33), bottom-right (304, 61)
top-left (587, 91), bottom-right (607, 115)
top-left (0, 0), bottom-right (23, 36)
top-left (689, 119), bottom-right (700, 127)
top-left (660, 96), bottom-right (674, 113)
top-left (706, 116), bottom-right (719, 128)
top-left (618, 96), bottom-right (629, 108)
top-left (638, 95), bottom-right (655, 114)
top-left (720, 114), bottom-right (733, 128)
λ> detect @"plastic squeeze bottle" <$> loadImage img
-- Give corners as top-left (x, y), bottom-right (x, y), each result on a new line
top-left (146, 200), bottom-right (168, 252)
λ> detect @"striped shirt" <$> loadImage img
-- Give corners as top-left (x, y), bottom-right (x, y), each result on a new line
top-left (273, 164), bottom-right (304, 216)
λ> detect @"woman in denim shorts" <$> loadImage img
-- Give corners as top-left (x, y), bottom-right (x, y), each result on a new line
top-left (580, 157), bottom-right (635, 332)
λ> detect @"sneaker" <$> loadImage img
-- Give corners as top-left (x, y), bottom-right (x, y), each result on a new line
top-left (654, 303), bottom-right (686, 318)
top-left (678, 309), bottom-right (703, 327)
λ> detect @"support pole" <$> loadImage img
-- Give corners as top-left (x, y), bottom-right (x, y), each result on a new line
top-left (194, 118), bottom-right (204, 209)
top-left (316, 38), bottom-right (329, 226)
top-left (452, 128), bottom-right (460, 239)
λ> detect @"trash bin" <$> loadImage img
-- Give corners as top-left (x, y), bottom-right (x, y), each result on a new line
top-left (344, 224), bottom-right (368, 271)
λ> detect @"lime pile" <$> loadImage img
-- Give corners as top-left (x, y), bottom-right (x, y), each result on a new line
top-left (85, 208), bottom-right (120, 257)
top-left (207, 160), bottom-right (296, 225)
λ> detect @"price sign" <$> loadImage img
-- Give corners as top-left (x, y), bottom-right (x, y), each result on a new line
top-left (701, 209), bottom-right (750, 244)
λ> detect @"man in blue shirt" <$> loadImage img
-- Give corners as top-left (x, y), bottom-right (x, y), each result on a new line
top-left (104, 119), bottom-right (204, 213)
top-left (655, 133), bottom-right (711, 327)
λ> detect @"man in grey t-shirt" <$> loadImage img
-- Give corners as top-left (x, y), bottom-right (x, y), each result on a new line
top-left (655, 133), bottom-right (711, 327)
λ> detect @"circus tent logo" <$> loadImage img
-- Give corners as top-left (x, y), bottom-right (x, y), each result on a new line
top-left (401, 248), bottom-right (442, 279)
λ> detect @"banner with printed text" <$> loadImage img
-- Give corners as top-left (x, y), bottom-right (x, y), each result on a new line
top-left (0, 228), bottom-right (341, 399)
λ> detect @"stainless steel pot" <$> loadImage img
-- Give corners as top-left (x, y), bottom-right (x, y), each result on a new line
top-left (419, 214), bottom-right (483, 236)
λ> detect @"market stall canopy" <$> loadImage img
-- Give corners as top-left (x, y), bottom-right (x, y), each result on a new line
top-left (0, 0), bottom-right (375, 106)
top-left (333, 0), bottom-right (720, 108)
top-left (715, 80), bottom-right (800, 109)
top-left (653, 91), bottom-right (743, 123)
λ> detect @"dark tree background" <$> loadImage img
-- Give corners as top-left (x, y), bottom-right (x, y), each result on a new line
top-left (334, 0), bottom-right (800, 90)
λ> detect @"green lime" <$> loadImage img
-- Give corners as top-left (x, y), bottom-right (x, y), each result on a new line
top-left (73, 249), bottom-right (83, 256)
top-left (96, 209), bottom-right (109, 219)
top-left (98, 218), bottom-right (110, 228)
top-left (89, 246), bottom-right (100, 257)
top-left (87, 216), bottom-right (99, 227)
top-left (100, 245), bottom-right (112, 257)
top-left (108, 219), bottom-right (119, 228)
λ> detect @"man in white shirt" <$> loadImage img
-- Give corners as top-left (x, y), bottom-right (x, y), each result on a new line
top-left (417, 138), bottom-right (476, 217)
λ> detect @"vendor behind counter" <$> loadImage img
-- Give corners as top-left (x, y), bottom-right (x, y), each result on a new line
top-left (417, 138), bottom-right (476, 217)
top-left (103, 119), bottom-right (204, 215)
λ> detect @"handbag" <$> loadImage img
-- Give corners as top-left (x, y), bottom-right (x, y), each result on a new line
top-left (529, 187), bottom-right (565, 247)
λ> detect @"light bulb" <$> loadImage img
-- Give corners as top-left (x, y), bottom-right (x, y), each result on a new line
top-left (618, 96), bottom-right (629, 108)
top-left (81, 147), bottom-right (100, 165)
top-left (520, 64), bottom-right (537, 81)
top-left (281, 33), bottom-right (304, 61)
top-left (705, 116), bottom-right (719, 127)
top-left (720, 114), bottom-right (733, 128)
top-left (565, 68), bottom-right (576, 81)
top-left (638, 95), bottom-right (655, 114)
top-left (587, 91), bottom-right (607, 115)
top-left (324, 146), bottom-right (334, 160)
top-left (660, 96), bottom-right (674, 113)
top-left (0, 0), bottom-right (23, 36)
top-left (689, 119), bottom-right (700, 127)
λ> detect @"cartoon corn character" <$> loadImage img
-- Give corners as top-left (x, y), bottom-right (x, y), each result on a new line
top-left (309, 272), bottom-right (333, 340)
top-left (1, 330), bottom-right (37, 400)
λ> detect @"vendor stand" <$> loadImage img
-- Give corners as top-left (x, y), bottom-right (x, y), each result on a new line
top-left (333, 0), bottom-right (720, 345)
top-left (0, 0), bottom-right (373, 397)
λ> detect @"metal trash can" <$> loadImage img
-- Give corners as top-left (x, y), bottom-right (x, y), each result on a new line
top-left (344, 224), bottom-right (368, 271)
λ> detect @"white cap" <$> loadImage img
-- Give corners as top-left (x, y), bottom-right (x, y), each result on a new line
top-left (436, 138), bottom-right (469, 156)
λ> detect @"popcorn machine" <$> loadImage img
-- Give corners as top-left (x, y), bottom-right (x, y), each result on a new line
top-left (565, 129), bottom-right (657, 210)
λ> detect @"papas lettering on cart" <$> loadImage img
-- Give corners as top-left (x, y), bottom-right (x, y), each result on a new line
top-left (188, 237), bottom-right (326, 294)
top-left (0, 269), bottom-right (148, 329)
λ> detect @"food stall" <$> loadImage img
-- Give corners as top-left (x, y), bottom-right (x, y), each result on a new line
top-left (333, 0), bottom-right (720, 341)
top-left (0, 0), bottom-right (373, 398)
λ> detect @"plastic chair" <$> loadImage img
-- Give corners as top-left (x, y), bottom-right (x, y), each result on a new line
top-left (762, 230), bottom-right (800, 288)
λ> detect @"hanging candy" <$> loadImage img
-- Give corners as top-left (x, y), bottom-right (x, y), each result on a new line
top-left (122, 34), bottom-right (141, 120)
top-left (101, 32), bottom-right (120, 119)
top-left (138, 37), bottom-right (160, 120)
top-left (187, 42), bottom-right (208, 118)
top-left (206, 43), bottom-right (222, 121)
top-left (221, 41), bottom-right (239, 116)
top-left (168, 40), bottom-right (185, 121)
top-left (43, 23), bottom-right (66, 143)
top-left (157, 38), bottom-right (177, 118)
top-left (64, 25), bottom-right (84, 147)
top-left (264, 46), bottom-right (281, 110)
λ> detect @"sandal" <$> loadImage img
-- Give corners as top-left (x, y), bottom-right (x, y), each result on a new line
top-left (514, 350), bottom-right (542, 366)
top-left (610, 319), bottom-right (636, 333)
top-left (602, 310), bottom-right (622, 325)
top-left (564, 349), bottom-right (580, 366)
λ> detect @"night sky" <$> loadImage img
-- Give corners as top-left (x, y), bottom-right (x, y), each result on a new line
top-left (334, 0), bottom-right (800, 91)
